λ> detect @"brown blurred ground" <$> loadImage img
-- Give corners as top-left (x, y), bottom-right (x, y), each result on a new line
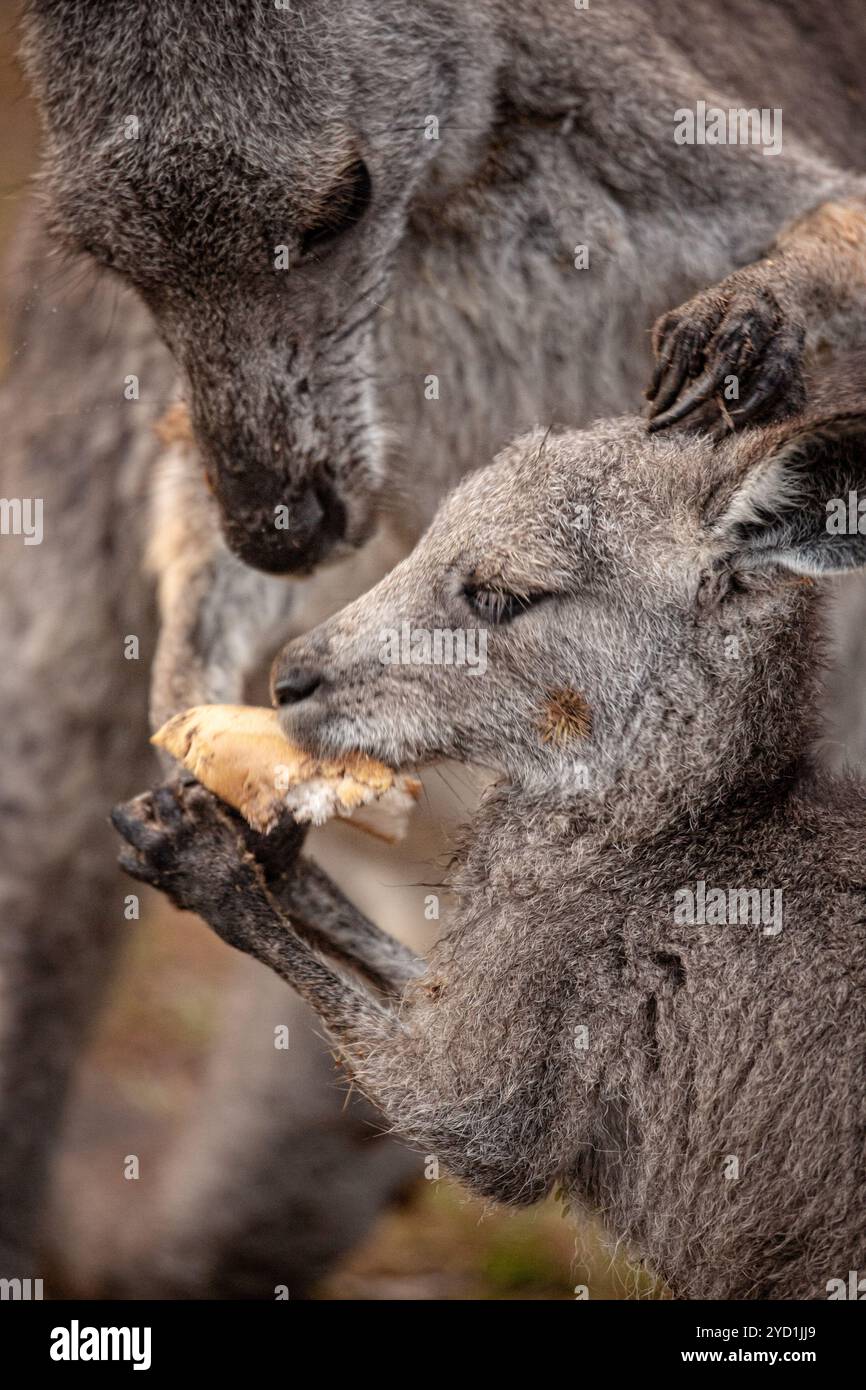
top-left (0, 3), bottom-right (652, 1300)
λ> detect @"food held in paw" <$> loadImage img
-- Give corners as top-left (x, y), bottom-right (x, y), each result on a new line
top-left (152, 704), bottom-right (420, 841)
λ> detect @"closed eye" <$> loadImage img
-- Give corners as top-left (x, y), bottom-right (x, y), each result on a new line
top-left (299, 158), bottom-right (372, 257)
top-left (463, 583), bottom-right (551, 625)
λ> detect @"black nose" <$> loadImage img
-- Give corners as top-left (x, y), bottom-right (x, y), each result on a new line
top-left (220, 482), bottom-right (348, 576)
top-left (273, 666), bottom-right (323, 706)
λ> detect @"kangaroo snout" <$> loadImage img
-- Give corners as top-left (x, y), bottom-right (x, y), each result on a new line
top-left (270, 636), bottom-right (343, 755)
top-left (268, 585), bottom-right (449, 769)
top-left (177, 312), bottom-right (381, 575)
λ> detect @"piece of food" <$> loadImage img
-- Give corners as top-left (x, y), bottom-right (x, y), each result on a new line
top-left (152, 704), bottom-right (420, 842)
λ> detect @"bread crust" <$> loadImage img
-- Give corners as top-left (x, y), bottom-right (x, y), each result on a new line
top-left (152, 704), bottom-right (420, 840)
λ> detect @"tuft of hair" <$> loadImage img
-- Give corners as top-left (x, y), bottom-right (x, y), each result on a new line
top-left (539, 688), bottom-right (592, 745)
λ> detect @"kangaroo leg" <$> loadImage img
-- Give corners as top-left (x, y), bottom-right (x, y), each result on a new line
top-left (146, 436), bottom-right (300, 733)
top-left (221, 811), bottom-right (423, 995)
top-left (114, 782), bottom-right (532, 1210)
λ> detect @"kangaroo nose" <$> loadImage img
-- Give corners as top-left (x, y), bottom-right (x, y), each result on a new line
top-left (273, 666), bottom-right (323, 706)
top-left (219, 481), bottom-right (348, 576)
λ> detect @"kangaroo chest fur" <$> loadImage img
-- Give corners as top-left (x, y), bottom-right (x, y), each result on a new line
top-left (395, 793), bottom-right (866, 1297)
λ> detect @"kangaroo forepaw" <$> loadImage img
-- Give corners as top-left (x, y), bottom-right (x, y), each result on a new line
top-left (646, 267), bottom-right (807, 435)
top-left (112, 781), bottom-right (266, 921)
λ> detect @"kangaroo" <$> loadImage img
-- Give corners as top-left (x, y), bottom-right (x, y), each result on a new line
top-left (115, 378), bottom-right (866, 1300)
top-left (9, 0), bottom-right (866, 1292)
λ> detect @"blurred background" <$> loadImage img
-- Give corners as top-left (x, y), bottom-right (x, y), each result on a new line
top-left (0, 1), bottom-right (659, 1299)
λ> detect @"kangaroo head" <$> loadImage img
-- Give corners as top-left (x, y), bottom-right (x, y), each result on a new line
top-left (22, 0), bottom-right (498, 572)
top-left (271, 408), bottom-right (866, 809)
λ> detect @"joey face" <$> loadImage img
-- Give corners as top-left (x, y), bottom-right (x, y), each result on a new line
top-left (23, 0), bottom-right (496, 574)
top-left (272, 406), bottom-right (866, 796)
top-left (270, 421), bottom-right (715, 782)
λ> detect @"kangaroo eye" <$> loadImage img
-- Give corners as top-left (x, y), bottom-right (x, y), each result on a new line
top-left (463, 583), bottom-right (548, 625)
top-left (299, 159), bottom-right (372, 257)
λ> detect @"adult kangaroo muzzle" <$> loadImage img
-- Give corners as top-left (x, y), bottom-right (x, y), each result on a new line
top-left (176, 297), bottom-right (383, 574)
top-left (125, 131), bottom-right (392, 575)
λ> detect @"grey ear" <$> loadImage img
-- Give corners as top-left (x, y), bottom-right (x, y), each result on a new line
top-left (711, 414), bottom-right (866, 576)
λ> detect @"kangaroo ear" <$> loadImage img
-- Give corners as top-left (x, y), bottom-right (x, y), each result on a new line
top-left (710, 414), bottom-right (866, 576)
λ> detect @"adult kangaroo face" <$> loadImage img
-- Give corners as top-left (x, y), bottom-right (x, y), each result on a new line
top-left (23, 0), bottom-right (491, 573)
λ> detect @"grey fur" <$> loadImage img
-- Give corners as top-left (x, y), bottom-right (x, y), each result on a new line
top-left (117, 385), bottom-right (866, 1300)
top-left (8, 0), bottom-right (866, 1292)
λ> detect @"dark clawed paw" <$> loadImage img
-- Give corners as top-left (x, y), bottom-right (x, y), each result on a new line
top-left (647, 268), bottom-right (806, 435)
top-left (112, 780), bottom-right (255, 915)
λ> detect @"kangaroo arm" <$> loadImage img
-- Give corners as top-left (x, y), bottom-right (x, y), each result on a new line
top-left (647, 191), bottom-right (866, 433)
top-left (273, 857), bottom-right (425, 997)
top-left (112, 784), bottom-right (406, 1065)
top-left (770, 196), bottom-right (866, 348)
top-left (217, 878), bottom-right (401, 1060)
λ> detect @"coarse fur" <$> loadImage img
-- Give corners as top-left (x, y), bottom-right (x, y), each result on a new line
top-left (7, 0), bottom-right (866, 1292)
top-left (117, 371), bottom-right (866, 1299)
